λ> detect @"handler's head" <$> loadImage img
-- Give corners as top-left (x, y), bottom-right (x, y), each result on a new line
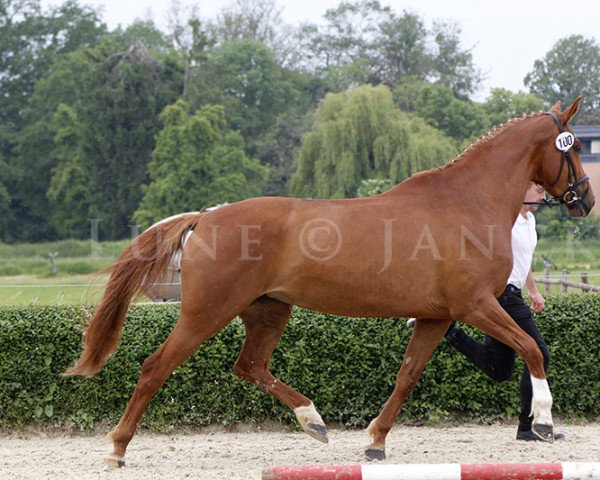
top-left (523, 182), bottom-right (546, 213)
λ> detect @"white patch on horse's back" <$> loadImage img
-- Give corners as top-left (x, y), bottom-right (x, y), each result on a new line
top-left (405, 356), bottom-right (412, 365)
top-left (147, 212), bottom-right (199, 230)
top-left (146, 203), bottom-right (228, 232)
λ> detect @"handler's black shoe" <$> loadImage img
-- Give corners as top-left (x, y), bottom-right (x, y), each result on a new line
top-left (516, 429), bottom-right (565, 441)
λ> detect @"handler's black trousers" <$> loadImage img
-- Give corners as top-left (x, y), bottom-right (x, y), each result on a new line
top-left (445, 284), bottom-right (550, 431)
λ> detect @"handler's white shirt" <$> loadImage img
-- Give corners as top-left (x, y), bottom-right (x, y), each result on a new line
top-left (507, 211), bottom-right (537, 289)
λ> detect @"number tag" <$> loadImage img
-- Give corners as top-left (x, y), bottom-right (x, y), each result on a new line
top-left (555, 132), bottom-right (574, 152)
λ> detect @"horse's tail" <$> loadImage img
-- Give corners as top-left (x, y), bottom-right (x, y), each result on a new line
top-left (63, 212), bottom-right (202, 378)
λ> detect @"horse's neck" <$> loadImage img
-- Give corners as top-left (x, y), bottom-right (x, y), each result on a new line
top-left (403, 129), bottom-right (535, 225)
top-left (455, 147), bottom-right (530, 209)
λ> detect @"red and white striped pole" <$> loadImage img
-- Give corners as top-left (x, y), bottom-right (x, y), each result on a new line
top-left (262, 462), bottom-right (600, 480)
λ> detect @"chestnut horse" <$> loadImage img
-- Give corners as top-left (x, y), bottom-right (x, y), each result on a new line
top-left (64, 98), bottom-right (594, 466)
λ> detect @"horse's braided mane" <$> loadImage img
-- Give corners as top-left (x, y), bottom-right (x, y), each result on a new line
top-left (437, 111), bottom-right (546, 171)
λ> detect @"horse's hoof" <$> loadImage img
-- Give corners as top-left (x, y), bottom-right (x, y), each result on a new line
top-left (532, 423), bottom-right (555, 443)
top-left (365, 448), bottom-right (386, 461)
top-left (305, 423), bottom-right (329, 443)
top-left (104, 455), bottom-right (126, 469)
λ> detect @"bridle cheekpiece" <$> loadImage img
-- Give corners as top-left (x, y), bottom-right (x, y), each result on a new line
top-left (544, 111), bottom-right (589, 207)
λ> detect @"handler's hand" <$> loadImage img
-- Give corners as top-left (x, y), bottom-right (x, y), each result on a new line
top-left (529, 290), bottom-right (545, 311)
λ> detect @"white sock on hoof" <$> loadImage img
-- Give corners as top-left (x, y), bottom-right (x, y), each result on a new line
top-left (530, 376), bottom-right (553, 426)
top-left (366, 418), bottom-right (379, 438)
top-left (294, 402), bottom-right (325, 429)
top-left (104, 454), bottom-right (125, 469)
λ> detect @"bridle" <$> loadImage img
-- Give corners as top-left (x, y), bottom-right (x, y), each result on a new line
top-left (523, 196), bottom-right (561, 208)
top-left (543, 111), bottom-right (589, 207)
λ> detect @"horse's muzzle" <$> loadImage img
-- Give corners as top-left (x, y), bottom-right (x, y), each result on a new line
top-left (567, 190), bottom-right (595, 217)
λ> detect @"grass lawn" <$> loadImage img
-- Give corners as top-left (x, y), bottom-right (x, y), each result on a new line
top-left (0, 239), bottom-right (126, 306)
top-left (535, 238), bottom-right (600, 271)
top-left (0, 274), bottom-right (108, 306)
top-left (533, 238), bottom-right (600, 294)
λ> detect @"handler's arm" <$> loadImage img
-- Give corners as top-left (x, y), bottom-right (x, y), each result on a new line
top-left (526, 269), bottom-right (545, 311)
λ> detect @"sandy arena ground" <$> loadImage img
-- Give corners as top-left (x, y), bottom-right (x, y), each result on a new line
top-left (1, 423), bottom-right (599, 479)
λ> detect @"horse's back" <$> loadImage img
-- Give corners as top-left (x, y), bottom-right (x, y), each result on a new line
top-left (183, 192), bottom-right (511, 318)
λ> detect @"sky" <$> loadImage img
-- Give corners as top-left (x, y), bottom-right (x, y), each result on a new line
top-left (41, 0), bottom-right (600, 101)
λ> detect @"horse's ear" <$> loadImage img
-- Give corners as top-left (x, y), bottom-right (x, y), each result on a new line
top-left (549, 100), bottom-right (562, 113)
top-left (562, 96), bottom-right (582, 124)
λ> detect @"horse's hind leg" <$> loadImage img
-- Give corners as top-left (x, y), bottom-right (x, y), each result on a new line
top-left (105, 308), bottom-right (236, 468)
top-left (366, 318), bottom-right (451, 460)
top-left (234, 297), bottom-right (328, 443)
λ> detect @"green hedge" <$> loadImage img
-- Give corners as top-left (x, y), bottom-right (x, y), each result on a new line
top-left (1, 295), bottom-right (599, 430)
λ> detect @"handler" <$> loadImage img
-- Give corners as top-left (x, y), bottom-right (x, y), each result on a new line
top-left (444, 182), bottom-right (565, 442)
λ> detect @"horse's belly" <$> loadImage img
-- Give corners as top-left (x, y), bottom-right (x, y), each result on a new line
top-left (267, 272), bottom-right (444, 318)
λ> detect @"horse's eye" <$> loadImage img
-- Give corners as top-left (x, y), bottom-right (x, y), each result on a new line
top-left (573, 144), bottom-right (582, 153)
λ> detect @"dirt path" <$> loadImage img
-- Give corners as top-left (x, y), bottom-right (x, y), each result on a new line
top-left (2, 423), bottom-right (599, 479)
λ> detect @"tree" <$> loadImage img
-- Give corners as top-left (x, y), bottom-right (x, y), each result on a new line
top-left (524, 35), bottom-right (600, 123)
top-left (293, 1), bottom-right (407, 89)
top-left (134, 100), bottom-right (268, 229)
top-left (208, 0), bottom-right (304, 71)
top-left (392, 75), bottom-right (426, 112)
top-left (210, 0), bottom-right (282, 47)
top-left (112, 19), bottom-right (173, 54)
top-left (9, 46), bottom-right (97, 241)
top-left (377, 12), bottom-right (430, 85)
top-left (10, 27), bottom-right (182, 240)
top-left (0, 157), bottom-right (11, 240)
top-left (413, 84), bottom-right (487, 142)
top-left (0, 0), bottom-right (104, 148)
top-left (188, 38), bottom-right (314, 196)
top-left (290, 85), bottom-right (457, 198)
top-left (292, 1), bottom-right (481, 97)
top-left (1, 0), bottom-right (106, 241)
top-left (300, 1), bottom-right (390, 71)
top-left (429, 20), bottom-right (481, 99)
top-left (482, 88), bottom-right (544, 127)
top-left (166, 1), bottom-right (214, 99)
top-left (535, 201), bottom-right (600, 241)
top-left (46, 104), bottom-right (92, 238)
top-left (82, 40), bottom-right (183, 238)
top-left (189, 40), bottom-right (292, 155)
top-left (254, 97), bottom-right (315, 196)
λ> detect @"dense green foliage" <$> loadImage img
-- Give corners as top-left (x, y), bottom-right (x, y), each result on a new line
top-left (133, 101), bottom-right (268, 229)
top-left (294, 2), bottom-right (481, 98)
top-left (1, 296), bottom-right (598, 429)
top-left (189, 40), bottom-right (295, 156)
top-left (1, 0), bottom-right (106, 240)
top-left (290, 85), bottom-right (458, 198)
top-left (482, 89), bottom-right (545, 127)
top-left (536, 204), bottom-right (600, 242)
top-left (2, 0), bottom-right (599, 243)
top-left (525, 35), bottom-right (600, 123)
top-left (413, 84), bottom-right (487, 141)
top-left (8, 23), bottom-right (182, 240)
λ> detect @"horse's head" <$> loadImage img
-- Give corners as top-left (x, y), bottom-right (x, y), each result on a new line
top-left (533, 96), bottom-right (595, 217)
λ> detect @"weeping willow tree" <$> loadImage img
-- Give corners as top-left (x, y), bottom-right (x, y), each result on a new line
top-left (290, 84), bottom-right (458, 198)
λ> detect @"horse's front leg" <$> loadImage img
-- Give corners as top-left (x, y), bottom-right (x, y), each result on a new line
top-left (460, 298), bottom-right (554, 442)
top-left (365, 318), bottom-right (451, 460)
